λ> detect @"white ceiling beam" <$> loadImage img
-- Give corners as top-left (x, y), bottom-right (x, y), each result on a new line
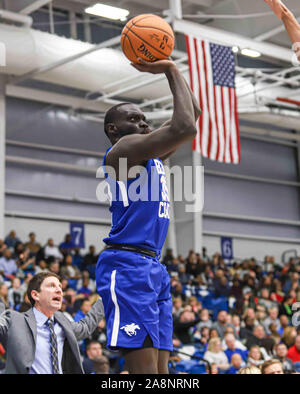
top-left (254, 17), bottom-right (300, 42)
top-left (6, 85), bottom-right (116, 112)
top-left (173, 18), bottom-right (292, 62)
top-left (20, 0), bottom-right (52, 15)
top-left (184, 0), bottom-right (214, 6)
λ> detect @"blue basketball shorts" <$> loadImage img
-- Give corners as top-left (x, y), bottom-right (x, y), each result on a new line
top-left (96, 249), bottom-right (173, 352)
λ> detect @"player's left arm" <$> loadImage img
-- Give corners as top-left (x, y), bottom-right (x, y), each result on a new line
top-left (158, 78), bottom-right (201, 162)
top-left (265, 0), bottom-right (300, 60)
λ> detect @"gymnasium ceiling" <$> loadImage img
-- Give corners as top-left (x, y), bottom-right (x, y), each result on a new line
top-left (4, 0), bottom-right (300, 49)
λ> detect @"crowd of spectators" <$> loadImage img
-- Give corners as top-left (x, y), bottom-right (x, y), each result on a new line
top-left (0, 230), bottom-right (300, 374)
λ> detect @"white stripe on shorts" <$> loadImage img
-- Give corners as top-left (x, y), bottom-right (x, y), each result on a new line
top-left (110, 269), bottom-right (120, 347)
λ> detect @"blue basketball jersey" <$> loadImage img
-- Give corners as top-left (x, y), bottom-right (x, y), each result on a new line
top-left (102, 147), bottom-right (170, 255)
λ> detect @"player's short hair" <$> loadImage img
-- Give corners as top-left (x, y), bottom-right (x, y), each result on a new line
top-left (104, 103), bottom-right (132, 137)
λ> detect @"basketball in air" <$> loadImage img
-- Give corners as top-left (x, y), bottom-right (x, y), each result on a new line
top-left (121, 14), bottom-right (175, 63)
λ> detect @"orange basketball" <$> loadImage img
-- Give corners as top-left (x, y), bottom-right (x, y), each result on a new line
top-left (121, 14), bottom-right (175, 63)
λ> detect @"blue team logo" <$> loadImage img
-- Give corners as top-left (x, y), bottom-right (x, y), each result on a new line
top-left (121, 323), bottom-right (140, 336)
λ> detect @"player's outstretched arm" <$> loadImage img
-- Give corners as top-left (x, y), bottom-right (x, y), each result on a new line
top-left (265, 0), bottom-right (300, 59)
top-left (108, 59), bottom-right (198, 169)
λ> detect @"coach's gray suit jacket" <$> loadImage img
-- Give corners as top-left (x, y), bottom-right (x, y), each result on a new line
top-left (0, 299), bottom-right (104, 374)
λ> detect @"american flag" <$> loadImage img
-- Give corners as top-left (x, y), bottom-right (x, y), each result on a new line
top-left (185, 35), bottom-right (241, 164)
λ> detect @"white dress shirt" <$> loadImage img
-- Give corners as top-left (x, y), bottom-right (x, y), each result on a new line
top-left (29, 308), bottom-right (65, 374)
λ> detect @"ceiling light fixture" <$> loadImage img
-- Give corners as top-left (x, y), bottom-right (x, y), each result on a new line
top-left (85, 3), bottom-right (129, 21)
top-left (241, 48), bottom-right (261, 58)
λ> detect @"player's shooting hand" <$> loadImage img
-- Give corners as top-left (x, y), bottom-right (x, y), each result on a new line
top-left (264, 0), bottom-right (286, 20)
top-left (130, 57), bottom-right (176, 74)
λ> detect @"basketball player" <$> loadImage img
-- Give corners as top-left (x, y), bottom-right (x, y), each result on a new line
top-left (265, 0), bottom-right (300, 61)
top-left (96, 57), bottom-right (201, 374)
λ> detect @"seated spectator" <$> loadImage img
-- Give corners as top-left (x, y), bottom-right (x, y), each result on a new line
top-left (255, 304), bottom-right (267, 325)
top-left (245, 325), bottom-right (275, 354)
top-left (209, 328), bottom-right (220, 339)
top-left (260, 359), bottom-right (284, 374)
top-left (223, 333), bottom-right (248, 362)
top-left (44, 238), bottom-right (63, 260)
top-left (178, 264), bottom-right (190, 285)
top-left (197, 308), bottom-right (212, 330)
top-left (167, 257), bottom-right (180, 274)
top-left (0, 283), bottom-right (9, 309)
top-left (201, 265), bottom-right (214, 287)
top-left (59, 234), bottom-right (75, 256)
top-left (173, 309), bottom-right (200, 344)
top-left (187, 296), bottom-right (202, 314)
top-left (287, 335), bottom-right (300, 363)
top-left (77, 269), bottom-right (95, 289)
top-left (91, 318), bottom-right (107, 347)
top-left (19, 272), bottom-right (33, 295)
top-left (204, 338), bottom-right (230, 372)
top-left (274, 343), bottom-right (295, 374)
top-left (240, 316), bottom-right (256, 341)
top-left (247, 345), bottom-right (265, 367)
top-left (199, 326), bottom-right (210, 348)
top-left (279, 295), bottom-right (294, 321)
top-left (232, 315), bottom-right (241, 337)
top-left (4, 230), bottom-right (20, 249)
top-left (82, 245), bottom-right (98, 270)
top-left (162, 248), bottom-right (174, 267)
top-left (258, 288), bottom-right (276, 310)
top-left (211, 310), bottom-right (237, 339)
top-left (34, 260), bottom-right (49, 274)
top-left (237, 366), bottom-right (261, 374)
top-left (83, 340), bottom-right (103, 374)
top-left (263, 306), bottom-right (280, 335)
top-left (172, 297), bottom-right (183, 319)
top-left (226, 353), bottom-right (243, 374)
top-left (59, 298), bottom-right (73, 322)
top-left (77, 277), bottom-right (93, 298)
top-left (0, 239), bottom-right (7, 257)
top-left (282, 326), bottom-right (297, 349)
top-left (60, 254), bottom-right (81, 282)
top-left (17, 249), bottom-right (36, 275)
top-left (48, 261), bottom-right (61, 276)
top-left (24, 232), bottom-right (41, 255)
top-left (283, 272), bottom-right (299, 294)
top-left (92, 355), bottom-right (110, 374)
top-left (207, 363), bottom-right (219, 375)
top-left (73, 299), bottom-right (92, 322)
top-left (278, 314), bottom-right (290, 336)
top-left (214, 275), bottom-right (230, 298)
top-left (0, 249), bottom-right (18, 280)
top-left (73, 248), bottom-right (83, 270)
top-left (8, 277), bottom-right (24, 310)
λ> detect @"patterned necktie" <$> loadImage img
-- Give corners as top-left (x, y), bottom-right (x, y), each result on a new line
top-left (47, 318), bottom-right (60, 374)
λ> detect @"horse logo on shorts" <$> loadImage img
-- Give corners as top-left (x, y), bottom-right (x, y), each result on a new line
top-left (121, 323), bottom-right (140, 336)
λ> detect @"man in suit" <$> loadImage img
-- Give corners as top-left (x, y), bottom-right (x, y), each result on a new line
top-left (0, 272), bottom-right (104, 374)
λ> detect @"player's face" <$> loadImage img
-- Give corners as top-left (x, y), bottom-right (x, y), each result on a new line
top-left (116, 104), bottom-right (151, 137)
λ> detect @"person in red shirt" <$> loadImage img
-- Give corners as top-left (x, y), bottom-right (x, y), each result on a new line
top-left (287, 335), bottom-right (300, 363)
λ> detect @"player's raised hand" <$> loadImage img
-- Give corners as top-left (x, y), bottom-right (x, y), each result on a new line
top-left (130, 58), bottom-right (176, 74)
top-left (264, 0), bottom-right (287, 20)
